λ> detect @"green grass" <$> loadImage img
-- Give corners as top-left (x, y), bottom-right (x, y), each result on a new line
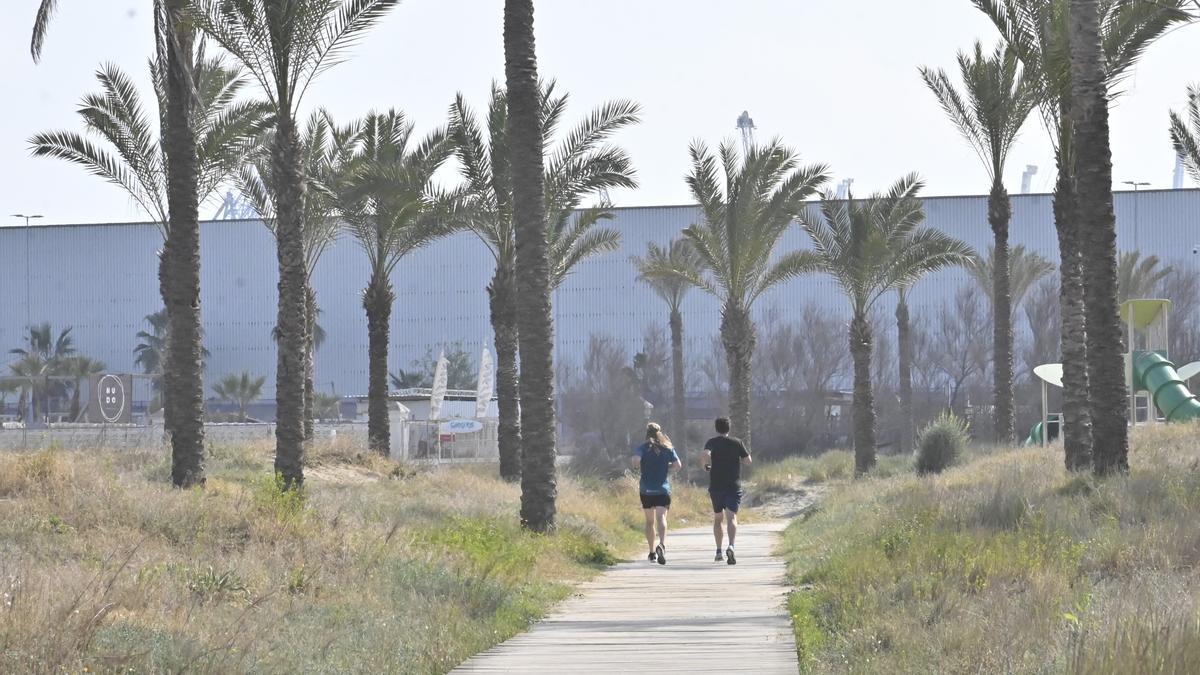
top-left (0, 439), bottom-right (715, 673)
top-left (780, 423), bottom-right (1200, 673)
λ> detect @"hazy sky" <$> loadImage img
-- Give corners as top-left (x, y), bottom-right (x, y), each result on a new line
top-left (2, 0), bottom-right (1199, 226)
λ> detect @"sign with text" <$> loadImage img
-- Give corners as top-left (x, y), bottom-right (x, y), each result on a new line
top-left (89, 373), bottom-right (133, 424)
top-left (439, 419), bottom-right (483, 435)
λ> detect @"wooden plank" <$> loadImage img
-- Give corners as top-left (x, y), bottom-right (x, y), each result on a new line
top-left (451, 522), bottom-right (798, 674)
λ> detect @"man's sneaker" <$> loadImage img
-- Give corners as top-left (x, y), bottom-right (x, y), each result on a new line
top-left (655, 544), bottom-right (666, 565)
top-left (648, 551), bottom-right (657, 563)
top-left (715, 551), bottom-right (724, 562)
top-left (726, 547), bottom-right (737, 565)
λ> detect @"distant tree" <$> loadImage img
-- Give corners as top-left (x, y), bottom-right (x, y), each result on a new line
top-left (390, 345), bottom-right (477, 391)
top-left (212, 371), bottom-right (266, 423)
top-left (65, 356), bottom-right (106, 421)
top-left (243, 109), bottom-right (357, 439)
top-left (921, 40), bottom-right (1038, 445)
top-left (1160, 267), bottom-right (1200, 364)
top-left (448, 80), bottom-right (638, 482)
top-left (134, 308), bottom-right (210, 414)
top-left (798, 175), bottom-right (974, 474)
top-left (559, 335), bottom-right (646, 476)
top-left (8, 324), bottom-right (76, 423)
top-left (337, 110), bottom-right (456, 454)
top-left (1021, 278), bottom-right (1062, 381)
top-left (30, 24), bottom-right (268, 486)
top-left (193, 0), bottom-right (401, 488)
top-left (933, 286), bottom-right (992, 412)
top-left (631, 238), bottom-right (701, 455)
top-left (1117, 251), bottom-right (1171, 303)
top-left (655, 139), bottom-right (828, 449)
top-left (968, 244), bottom-right (1056, 314)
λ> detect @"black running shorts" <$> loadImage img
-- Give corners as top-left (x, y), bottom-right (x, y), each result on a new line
top-left (640, 493), bottom-right (671, 509)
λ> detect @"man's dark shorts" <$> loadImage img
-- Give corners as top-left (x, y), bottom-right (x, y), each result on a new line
top-left (640, 493), bottom-right (671, 509)
top-left (709, 490), bottom-right (743, 514)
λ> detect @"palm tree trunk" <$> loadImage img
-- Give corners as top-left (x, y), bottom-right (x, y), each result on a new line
top-left (161, 12), bottom-right (206, 488)
top-left (720, 302), bottom-right (756, 449)
top-left (70, 382), bottom-right (81, 421)
top-left (506, 0), bottom-right (557, 533)
top-left (989, 178), bottom-right (1015, 445)
top-left (303, 283), bottom-right (316, 441)
top-left (1070, 0), bottom-right (1128, 475)
top-left (850, 312), bottom-right (877, 476)
top-left (364, 276), bottom-right (394, 455)
top-left (895, 293), bottom-right (913, 455)
top-left (271, 113), bottom-right (309, 488)
top-left (1054, 145), bottom-right (1093, 471)
top-left (490, 265), bottom-right (522, 481)
top-left (157, 254), bottom-right (176, 440)
top-left (669, 307), bottom-right (687, 464)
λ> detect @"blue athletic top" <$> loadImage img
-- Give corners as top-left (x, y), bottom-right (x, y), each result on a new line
top-left (634, 442), bottom-right (679, 495)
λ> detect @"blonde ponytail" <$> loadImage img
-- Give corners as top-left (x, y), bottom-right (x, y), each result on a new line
top-left (645, 422), bottom-right (674, 449)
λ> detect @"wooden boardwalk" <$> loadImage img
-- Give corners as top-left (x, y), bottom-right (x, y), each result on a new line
top-left (452, 521), bottom-right (798, 674)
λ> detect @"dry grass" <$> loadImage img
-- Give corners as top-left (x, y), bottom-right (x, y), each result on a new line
top-left (781, 423), bottom-right (1200, 674)
top-left (0, 439), bottom-right (716, 673)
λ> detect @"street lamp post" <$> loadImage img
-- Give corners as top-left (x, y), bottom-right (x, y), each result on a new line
top-left (10, 214), bottom-right (43, 334)
top-left (1122, 181), bottom-right (1150, 250)
top-left (10, 214), bottom-right (43, 432)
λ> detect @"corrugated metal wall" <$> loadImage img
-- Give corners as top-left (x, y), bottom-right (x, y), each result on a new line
top-left (2, 189), bottom-right (1197, 399)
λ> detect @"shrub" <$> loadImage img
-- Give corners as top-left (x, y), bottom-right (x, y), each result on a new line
top-left (915, 412), bottom-right (969, 475)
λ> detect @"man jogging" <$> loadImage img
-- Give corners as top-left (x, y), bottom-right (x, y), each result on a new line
top-left (703, 417), bottom-right (751, 565)
top-left (633, 422), bottom-right (681, 565)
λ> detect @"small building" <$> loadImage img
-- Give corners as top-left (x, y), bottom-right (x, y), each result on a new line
top-left (349, 389), bottom-right (499, 461)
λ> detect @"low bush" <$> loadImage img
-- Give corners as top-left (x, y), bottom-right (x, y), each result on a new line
top-left (915, 411), bottom-right (969, 475)
top-left (781, 422), bottom-right (1200, 673)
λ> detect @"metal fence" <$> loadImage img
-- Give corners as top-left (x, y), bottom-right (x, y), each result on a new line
top-left (391, 419), bottom-right (499, 462)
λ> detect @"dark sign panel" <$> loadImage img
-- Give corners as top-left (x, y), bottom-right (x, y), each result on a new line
top-left (89, 373), bottom-right (133, 424)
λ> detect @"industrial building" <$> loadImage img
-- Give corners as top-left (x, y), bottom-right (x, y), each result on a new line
top-left (1, 189), bottom-right (1197, 408)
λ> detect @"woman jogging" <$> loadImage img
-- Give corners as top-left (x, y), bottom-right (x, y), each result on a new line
top-left (632, 422), bottom-right (682, 565)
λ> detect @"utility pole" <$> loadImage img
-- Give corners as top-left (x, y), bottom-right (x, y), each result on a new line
top-left (11, 214), bottom-right (44, 433)
top-left (1121, 182), bottom-right (1149, 250)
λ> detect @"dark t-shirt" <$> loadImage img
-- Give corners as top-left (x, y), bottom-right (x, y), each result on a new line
top-left (705, 435), bottom-right (750, 493)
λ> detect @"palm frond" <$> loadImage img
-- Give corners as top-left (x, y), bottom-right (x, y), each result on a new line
top-left (30, 0), bottom-right (59, 62)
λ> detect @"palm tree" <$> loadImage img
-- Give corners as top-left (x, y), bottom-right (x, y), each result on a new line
top-left (921, 41), bottom-right (1039, 445)
top-left (212, 371), bottom-right (266, 423)
top-left (505, 0), bottom-right (557, 533)
top-left (338, 110), bottom-right (456, 455)
top-left (895, 286), bottom-right (916, 454)
top-left (967, 244), bottom-right (1057, 312)
top-left (193, 0), bottom-right (400, 488)
top-left (447, 82), bottom-right (638, 482)
top-left (65, 356), bottom-right (107, 421)
top-left (631, 238), bottom-right (702, 461)
top-left (799, 176), bottom-right (975, 474)
top-left (655, 139), bottom-right (828, 450)
top-left (973, 0), bottom-right (1193, 470)
top-left (30, 8), bottom-right (267, 487)
top-left (241, 109), bottom-right (357, 440)
top-left (134, 308), bottom-right (212, 415)
top-left (1170, 85), bottom-right (1200, 181)
top-left (1069, 0), bottom-right (1126, 474)
top-left (1116, 252), bottom-right (1171, 304)
top-left (8, 324), bottom-right (76, 424)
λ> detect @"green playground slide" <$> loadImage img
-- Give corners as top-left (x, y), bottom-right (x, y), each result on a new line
top-left (1132, 351), bottom-right (1200, 422)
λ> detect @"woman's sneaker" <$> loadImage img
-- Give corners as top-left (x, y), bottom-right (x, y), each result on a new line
top-left (655, 544), bottom-right (666, 565)
top-left (726, 547), bottom-right (737, 565)
top-left (648, 550), bottom-right (658, 563)
top-left (714, 551), bottom-right (724, 562)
